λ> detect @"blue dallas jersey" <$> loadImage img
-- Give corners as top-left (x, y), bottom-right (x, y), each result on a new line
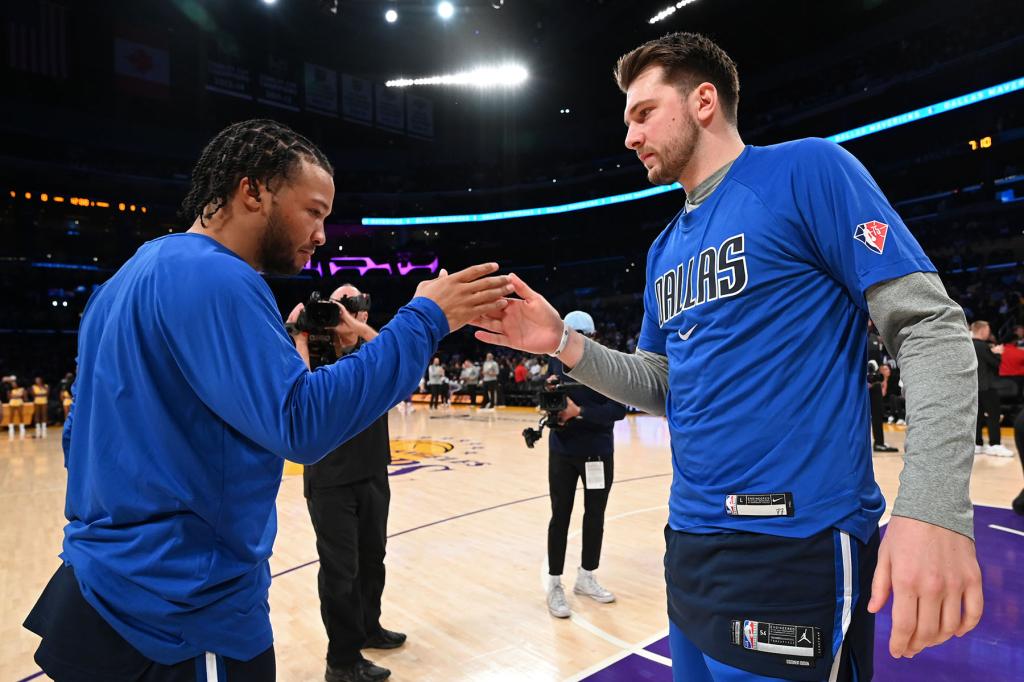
top-left (638, 138), bottom-right (935, 544)
top-left (61, 233), bottom-right (448, 664)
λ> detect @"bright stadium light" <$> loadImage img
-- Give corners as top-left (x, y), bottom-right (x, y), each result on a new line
top-left (437, 2), bottom-right (455, 20)
top-left (385, 8), bottom-right (398, 23)
top-left (649, 0), bottom-right (701, 25)
top-left (262, 0), bottom-right (277, 6)
top-left (386, 63), bottom-right (528, 88)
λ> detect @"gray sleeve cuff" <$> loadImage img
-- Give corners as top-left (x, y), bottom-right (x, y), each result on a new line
top-left (867, 271), bottom-right (977, 539)
top-left (565, 337), bottom-right (668, 416)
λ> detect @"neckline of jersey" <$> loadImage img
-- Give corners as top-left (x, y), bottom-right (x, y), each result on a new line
top-left (675, 144), bottom-right (752, 233)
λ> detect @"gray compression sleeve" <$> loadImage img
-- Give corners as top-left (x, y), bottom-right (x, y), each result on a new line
top-left (564, 337), bottom-right (669, 416)
top-left (867, 271), bottom-right (977, 539)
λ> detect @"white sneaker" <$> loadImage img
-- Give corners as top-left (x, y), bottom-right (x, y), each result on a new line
top-left (547, 583), bottom-right (571, 618)
top-left (574, 568), bottom-right (616, 603)
top-left (985, 444), bottom-right (1014, 458)
top-left (887, 416), bottom-right (894, 424)
top-left (896, 419), bottom-right (906, 425)
top-left (975, 445), bottom-right (986, 455)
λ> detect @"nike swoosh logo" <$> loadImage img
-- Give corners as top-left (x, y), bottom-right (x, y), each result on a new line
top-left (678, 324), bottom-right (698, 341)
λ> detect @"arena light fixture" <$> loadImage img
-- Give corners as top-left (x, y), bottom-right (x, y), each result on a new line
top-left (386, 63), bottom-right (528, 88)
top-left (437, 2), bottom-right (455, 20)
top-left (362, 76), bottom-right (1024, 226)
top-left (385, 8), bottom-right (398, 23)
top-left (649, 0), bottom-right (701, 25)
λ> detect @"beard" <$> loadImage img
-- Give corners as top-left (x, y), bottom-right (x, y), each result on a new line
top-left (258, 206), bottom-right (305, 275)
top-left (646, 113), bottom-right (700, 186)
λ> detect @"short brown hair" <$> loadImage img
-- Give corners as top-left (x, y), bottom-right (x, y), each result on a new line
top-left (970, 320), bottom-right (990, 333)
top-left (614, 32), bottom-right (740, 125)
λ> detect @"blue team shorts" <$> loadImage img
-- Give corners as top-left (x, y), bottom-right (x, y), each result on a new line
top-left (664, 525), bottom-right (879, 681)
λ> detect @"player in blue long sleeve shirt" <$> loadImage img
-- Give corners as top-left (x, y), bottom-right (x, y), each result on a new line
top-left (25, 119), bottom-right (511, 681)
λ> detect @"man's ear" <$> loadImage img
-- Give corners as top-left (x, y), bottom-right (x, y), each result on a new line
top-left (237, 176), bottom-right (265, 214)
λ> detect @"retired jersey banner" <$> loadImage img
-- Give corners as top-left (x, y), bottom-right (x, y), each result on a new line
top-left (375, 83), bottom-right (404, 132)
top-left (257, 55), bottom-right (299, 112)
top-left (304, 62), bottom-right (338, 117)
top-left (341, 74), bottom-right (372, 125)
top-left (406, 93), bottom-right (434, 140)
top-left (205, 49), bottom-right (252, 100)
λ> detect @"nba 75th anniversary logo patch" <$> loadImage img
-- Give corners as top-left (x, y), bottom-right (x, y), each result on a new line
top-left (853, 220), bottom-right (889, 254)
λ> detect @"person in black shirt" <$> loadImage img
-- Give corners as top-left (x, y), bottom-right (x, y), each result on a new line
top-left (288, 284), bottom-right (405, 682)
top-left (544, 311), bottom-right (627, 619)
top-left (970, 320), bottom-right (1011, 457)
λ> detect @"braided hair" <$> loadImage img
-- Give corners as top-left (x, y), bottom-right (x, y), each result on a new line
top-left (180, 119), bottom-right (334, 227)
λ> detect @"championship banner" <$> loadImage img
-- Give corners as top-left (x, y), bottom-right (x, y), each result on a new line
top-left (304, 62), bottom-right (338, 117)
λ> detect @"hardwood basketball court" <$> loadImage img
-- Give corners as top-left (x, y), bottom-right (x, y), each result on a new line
top-left (2, 405), bottom-right (1021, 681)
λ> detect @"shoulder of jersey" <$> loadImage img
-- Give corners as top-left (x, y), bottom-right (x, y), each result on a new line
top-left (150, 234), bottom-right (254, 284)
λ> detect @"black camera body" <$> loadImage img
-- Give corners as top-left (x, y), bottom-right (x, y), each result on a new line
top-left (288, 292), bottom-right (338, 370)
top-left (522, 379), bottom-right (579, 448)
top-left (295, 291), bottom-right (339, 332)
top-left (336, 292), bottom-right (371, 315)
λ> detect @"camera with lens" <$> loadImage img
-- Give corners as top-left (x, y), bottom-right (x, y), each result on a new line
top-left (335, 292), bottom-right (371, 316)
top-left (522, 378), bottom-right (579, 448)
top-left (866, 360), bottom-right (884, 386)
top-left (287, 292), bottom-right (339, 369)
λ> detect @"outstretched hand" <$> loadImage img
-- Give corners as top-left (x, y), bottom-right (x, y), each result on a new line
top-left (414, 263), bottom-right (513, 333)
top-left (472, 273), bottom-right (564, 354)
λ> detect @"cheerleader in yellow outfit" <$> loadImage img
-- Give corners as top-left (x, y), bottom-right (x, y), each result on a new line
top-left (62, 388), bottom-right (73, 421)
top-left (32, 377), bottom-right (49, 438)
top-left (8, 380), bottom-right (27, 440)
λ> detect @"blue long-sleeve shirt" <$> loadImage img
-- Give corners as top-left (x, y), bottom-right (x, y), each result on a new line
top-left (60, 233), bottom-right (448, 664)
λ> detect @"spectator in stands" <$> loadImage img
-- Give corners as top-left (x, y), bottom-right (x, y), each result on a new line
top-left (869, 361), bottom-right (898, 453)
top-left (481, 353), bottom-right (499, 411)
top-left (880, 364), bottom-right (905, 425)
top-left (427, 357), bottom-right (445, 409)
top-left (459, 359), bottom-right (481, 406)
top-left (999, 336), bottom-right (1024, 400)
top-left (971, 321), bottom-right (1012, 456)
top-left (497, 357), bottom-right (513, 406)
top-left (514, 359), bottom-right (528, 384)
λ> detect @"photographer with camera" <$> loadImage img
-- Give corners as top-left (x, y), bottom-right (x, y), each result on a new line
top-left (287, 284), bottom-right (402, 682)
top-left (542, 311), bottom-right (627, 619)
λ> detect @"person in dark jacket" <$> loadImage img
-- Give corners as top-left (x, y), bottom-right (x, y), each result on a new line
top-left (544, 311), bottom-right (628, 619)
top-left (291, 284), bottom-right (406, 682)
top-left (971, 320), bottom-right (1011, 457)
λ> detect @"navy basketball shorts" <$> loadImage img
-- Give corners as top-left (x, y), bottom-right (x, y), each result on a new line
top-left (664, 525), bottom-right (880, 681)
top-left (24, 563), bottom-right (276, 682)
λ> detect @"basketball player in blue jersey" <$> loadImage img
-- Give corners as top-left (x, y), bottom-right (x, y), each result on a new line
top-left (23, 119), bottom-right (512, 681)
top-left (474, 33), bottom-right (983, 681)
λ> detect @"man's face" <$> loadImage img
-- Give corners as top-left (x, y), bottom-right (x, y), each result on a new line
top-left (332, 284), bottom-right (369, 323)
top-left (624, 66), bottom-right (701, 186)
top-left (257, 160), bottom-right (334, 275)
